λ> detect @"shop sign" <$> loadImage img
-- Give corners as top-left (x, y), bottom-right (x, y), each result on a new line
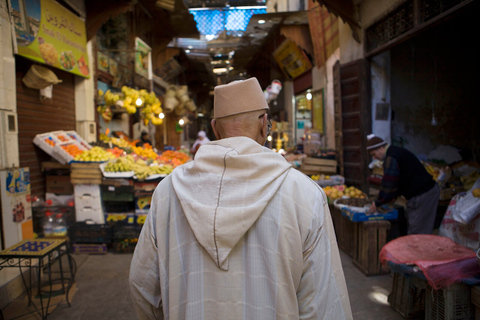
top-left (11, 0), bottom-right (90, 78)
top-left (135, 37), bottom-right (152, 79)
top-left (273, 39), bottom-right (312, 79)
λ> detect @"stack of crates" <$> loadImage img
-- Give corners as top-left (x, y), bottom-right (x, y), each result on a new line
top-left (68, 220), bottom-right (112, 254)
top-left (111, 222), bottom-right (143, 253)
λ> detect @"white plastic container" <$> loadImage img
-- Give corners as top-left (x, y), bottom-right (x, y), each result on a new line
top-left (43, 211), bottom-right (55, 236)
top-left (53, 213), bottom-right (68, 236)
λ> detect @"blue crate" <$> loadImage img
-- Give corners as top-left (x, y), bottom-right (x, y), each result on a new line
top-left (341, 206), bottom-right (398, 222)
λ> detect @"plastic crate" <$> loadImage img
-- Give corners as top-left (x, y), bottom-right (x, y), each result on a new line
top-left (341, 206), bottom-right (398, 222)
top-left (101, 185), bottom-right (134, 202)
top-left (111, 223), bottom-right (143, 253)
top-left (68, 220), bottom-right (112, 244)
top-left (426, 283), bottom-right (474, 320)
top-left (388, 272), bottom-right (427, 318)
top-left (112, 223), bottom-right (142, 240)
top-left (65, 130), bottom-right (92, 150)
top-left (33, 132), bottom-right (64, 163)
top-left (53, 140), bottom-right (89, 164)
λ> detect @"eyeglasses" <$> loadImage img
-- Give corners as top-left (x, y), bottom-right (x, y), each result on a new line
top-left (259, 113), bottom-right (272, 135)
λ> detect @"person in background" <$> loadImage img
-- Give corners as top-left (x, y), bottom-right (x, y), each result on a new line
top-left (129, 77), bottom-right (352, 319)
top-left (367, 134), bottom-right (440, 234)
top-left (190, 130), bottom-right (210, 157)
top-left (136, 131), bottom-right (152, 147)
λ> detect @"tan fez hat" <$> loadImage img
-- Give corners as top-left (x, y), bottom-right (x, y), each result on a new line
top-left (214, 77), bottom-right (269, 119)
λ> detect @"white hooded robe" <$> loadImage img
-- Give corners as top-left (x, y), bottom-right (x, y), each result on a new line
top-left (129, 137), bottom-right (352, 319)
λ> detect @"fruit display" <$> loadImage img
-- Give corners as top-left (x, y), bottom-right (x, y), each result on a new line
top-left (311, 174), bottom-right (330, 181)
top-left (110, 137), bottom-right (135, 150)
top-left (74, 146), bottom-right (116, 162)
top-left (424, 162), bottom-right (441, 181)
top-left (131, 145), bottom-right (158, 161)
top-left (106, 147), bottom-right (125, 158)
top-left (104, 156), bottom-right (134, 172)
top-left (133, 163), bottom-right (173, 181)
top-left (60, 143), bottom-right (84, 157)
top-left (96, 86), bottom-right (163, 125)
top-left (323, 185), bottom-right (366, 201)
top-left (157, 150), bottom-right (191, 167)
top-left (473, 188), bottom-right (480, 198)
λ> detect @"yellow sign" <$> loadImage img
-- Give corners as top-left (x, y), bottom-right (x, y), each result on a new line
top-left (12, 0), bottom-right (89, 78)
top-left (273, 39), bottom-right (312, 79)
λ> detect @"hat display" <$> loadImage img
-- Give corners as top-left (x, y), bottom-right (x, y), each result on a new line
top-left (213, 77), bottom-right (269, 119)
top-left (366, 134), bottom-right (387, 150)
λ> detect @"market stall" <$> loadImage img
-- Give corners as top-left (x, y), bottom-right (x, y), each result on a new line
top-left (32, 130), bottom-right (192, 253)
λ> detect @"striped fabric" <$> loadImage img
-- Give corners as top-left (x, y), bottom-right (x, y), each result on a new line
top-left (130, 137), bottom-right (352, 319)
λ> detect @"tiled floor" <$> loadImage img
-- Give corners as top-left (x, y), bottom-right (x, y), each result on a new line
top-left (3, 249), bottom-right (406, 319)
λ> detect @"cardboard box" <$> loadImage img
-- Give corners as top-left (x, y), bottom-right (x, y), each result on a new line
top-left (46, 175), bottom-right (73, 195)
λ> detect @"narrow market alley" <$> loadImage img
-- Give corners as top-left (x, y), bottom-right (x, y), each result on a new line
top-left (3, 249), bottom-right (405, 320)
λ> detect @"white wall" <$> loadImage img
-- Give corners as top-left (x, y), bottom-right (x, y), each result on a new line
top-left (0, 1), bottom-right (19, 169)
top-left (338, 19), bottom-right (363, 64)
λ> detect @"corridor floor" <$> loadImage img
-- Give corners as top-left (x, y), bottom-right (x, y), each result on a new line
top-left (4, 249), bottom-right (405, 319)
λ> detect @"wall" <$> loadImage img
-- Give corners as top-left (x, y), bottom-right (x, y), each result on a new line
top-left (75, 40), bottom-right (97, 142)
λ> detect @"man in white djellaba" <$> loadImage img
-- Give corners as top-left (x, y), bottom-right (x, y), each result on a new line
top-left (129, 77), bottom-right (353, 320)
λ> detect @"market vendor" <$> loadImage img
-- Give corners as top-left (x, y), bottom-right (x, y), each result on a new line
top-left (135, 131), bottom-right (152, 147)
top-left (367, 134), bottom-right (440, 234)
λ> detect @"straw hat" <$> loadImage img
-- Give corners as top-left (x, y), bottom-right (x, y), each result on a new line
top-left (366, 134), bottom-right (387, 150)
top-left (213, 77), bottom-right (268, 119)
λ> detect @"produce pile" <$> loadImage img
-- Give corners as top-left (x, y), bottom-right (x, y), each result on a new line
top-left (323, 185), bottom-right (367, 201)
top-left (70, 136), bottom-right (192, 180)
top-left (97, 86), bottom-right (163, 125)
top-left (103, 155), bottom-right (174, 180)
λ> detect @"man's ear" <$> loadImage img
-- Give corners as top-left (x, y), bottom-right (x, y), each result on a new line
top-left (211, 119), bottom-right (221, 140)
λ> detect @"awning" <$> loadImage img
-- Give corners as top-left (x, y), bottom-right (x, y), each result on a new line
top-left (313, 0), bottom-right (361, 42)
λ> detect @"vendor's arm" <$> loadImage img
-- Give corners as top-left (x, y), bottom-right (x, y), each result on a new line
top-left (376, 155), bottom-right (400, 207)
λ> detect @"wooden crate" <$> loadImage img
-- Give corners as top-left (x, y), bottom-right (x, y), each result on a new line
top-left (70, 162), bottom-right (102, 185)
top-left (352, 220), bottom-right (391, 276)
top-left (329, 205), bottom-right (356, 258)
top-left (300, 157), bottom-right (337, 175)
top-left (388, 272), bottom-right (427, 319)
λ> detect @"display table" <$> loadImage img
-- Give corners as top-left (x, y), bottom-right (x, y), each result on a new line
top-left (0, 238), bottom-right (75, 319)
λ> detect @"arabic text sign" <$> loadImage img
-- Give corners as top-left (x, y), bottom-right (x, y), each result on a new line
top-left (12, 0), bottom-right (89, 78)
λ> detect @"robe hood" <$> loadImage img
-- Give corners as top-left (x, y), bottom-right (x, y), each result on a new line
top-left (171, 137), bottom-right (292, 270)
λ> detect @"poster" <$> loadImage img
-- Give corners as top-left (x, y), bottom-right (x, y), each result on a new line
top-left (135, 37), bottom-right (151, 79)
top-left (1, 168), bottom-right (33, 249)
top-left (11, 0), bottom-right (90, 78)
